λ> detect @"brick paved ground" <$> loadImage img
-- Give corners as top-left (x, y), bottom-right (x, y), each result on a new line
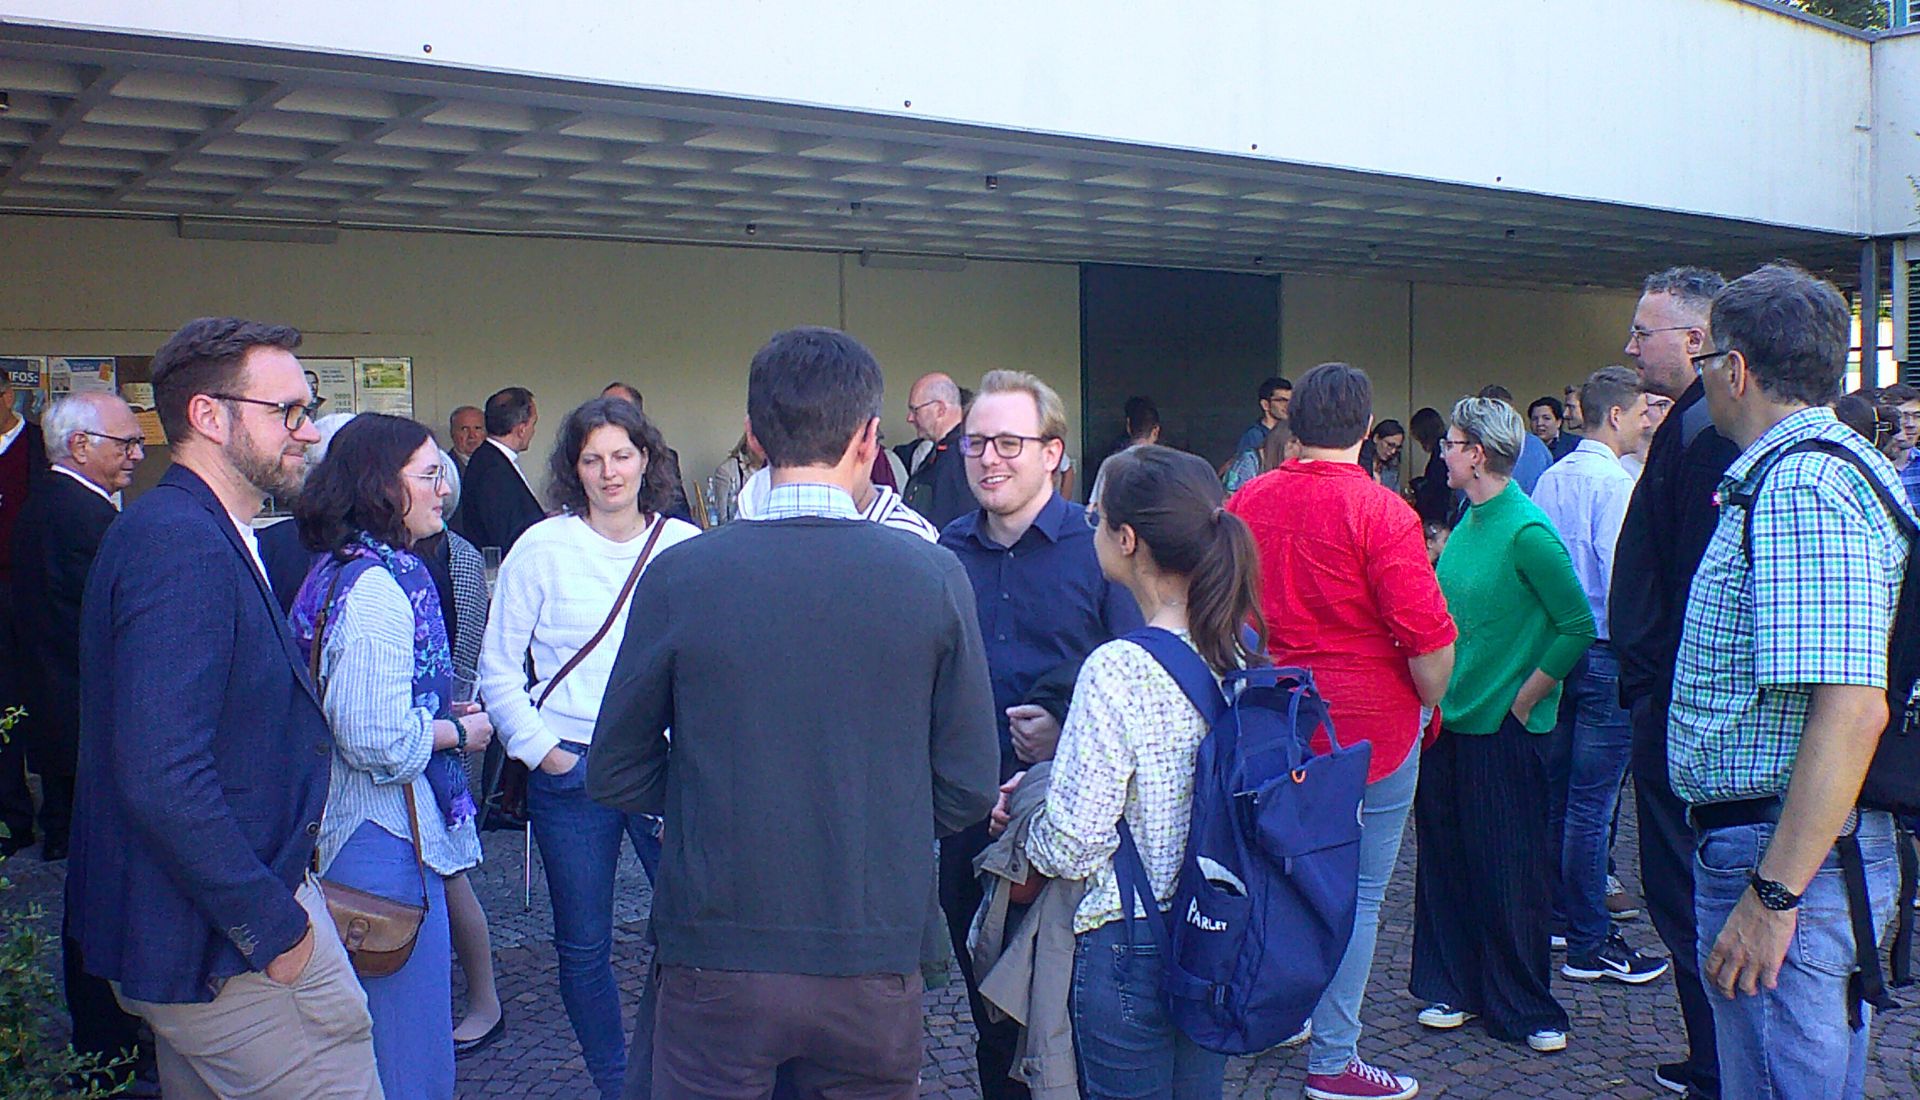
top-left (15, 797), bottom-right (1920, 1098)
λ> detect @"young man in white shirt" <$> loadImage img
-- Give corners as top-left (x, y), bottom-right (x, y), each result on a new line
top-left (1531, 366), bottom-right (1668, 987)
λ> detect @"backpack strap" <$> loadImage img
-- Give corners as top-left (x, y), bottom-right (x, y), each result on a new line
top-left (1740, 438), bottom-right (1918, 564)
top-left (1838, 832), bottom-right (1900, 1026)
top-left (1894, 822), bottom-right (1918, 987)
top-left (1122, 627), bottom-right (1228, 723)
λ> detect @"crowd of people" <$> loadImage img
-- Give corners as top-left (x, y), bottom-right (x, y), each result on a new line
top-left (0, 255), bottom-right (1909, 1100)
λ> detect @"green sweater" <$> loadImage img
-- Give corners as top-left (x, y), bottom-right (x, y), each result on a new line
top-left (1436, 479), bottom-right (1596, 734)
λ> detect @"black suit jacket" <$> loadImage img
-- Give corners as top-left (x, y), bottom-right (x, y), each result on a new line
top-left (452, 439), bottom-right (544, 553)
top-left (902, 424), bottom-right (975, 531)
top-left (8, 469), bottom-right (115, 775)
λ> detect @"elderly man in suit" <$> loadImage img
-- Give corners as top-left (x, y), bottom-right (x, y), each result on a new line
top-left (0, 370), bottom-right (48, 856)
top-left (66, 317), bottom-right (380, 1098)
top-left (12, 391), bottom-right (150, 1090)
top-left (452, 385), bottom-right (542, 554)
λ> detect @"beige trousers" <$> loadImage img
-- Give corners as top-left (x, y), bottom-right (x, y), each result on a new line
top-left (116, 878), bottom-right (383, 1100)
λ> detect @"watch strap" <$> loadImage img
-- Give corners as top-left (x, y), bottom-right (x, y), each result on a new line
top-left (1749, 871), bottom-right (1802, 911)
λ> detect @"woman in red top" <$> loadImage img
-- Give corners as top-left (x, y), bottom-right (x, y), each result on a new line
top-left (1227, 362), bottom-right (1457, 1100)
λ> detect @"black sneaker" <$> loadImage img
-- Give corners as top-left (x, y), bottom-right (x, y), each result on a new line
top-left (1651, 1062), bottom-right (1689, 1095)
top-left (1560, 932), bottom-right (1670, 984)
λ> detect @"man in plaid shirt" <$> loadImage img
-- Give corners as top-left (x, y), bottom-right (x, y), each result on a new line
top-left (1668, 263), bottom-right (1910, 1099)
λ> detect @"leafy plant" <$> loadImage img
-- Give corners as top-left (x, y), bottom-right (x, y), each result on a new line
top-left (0, 705), bottom-right (128, 1098)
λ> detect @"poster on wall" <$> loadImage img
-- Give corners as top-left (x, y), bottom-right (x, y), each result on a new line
top-left (119, 381), bottom-right (168, 447)
top-left (50, 357), bottom-right (117, 398)
top-left (304, 358), bottom-right (358, 416)
top-left (353, 358), bottom-right (413, 417)
top-left (1, 357), bottom-right (48, 421)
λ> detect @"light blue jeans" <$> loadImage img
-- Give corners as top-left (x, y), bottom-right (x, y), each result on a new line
top-left (1070, 918), bottom-right (1226, 1099)
top-left (1308, 739), bottom-right (1420, 1075)
top-left (1557, 643), bottom-right (1633, 959)
top-left (1693, 811), bottom-right (1896, 1100)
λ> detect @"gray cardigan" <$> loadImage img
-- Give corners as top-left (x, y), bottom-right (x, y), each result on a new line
top-left (971, 762), bottom-right (1085, 1100)
top-left (315, 568), bottom-right (482, 877)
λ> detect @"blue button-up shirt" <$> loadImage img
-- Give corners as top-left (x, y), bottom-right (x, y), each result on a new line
top-left (940, 491), bottom-right (1144, 773)
top-left (1530, 438), bottom-right (1634, 641)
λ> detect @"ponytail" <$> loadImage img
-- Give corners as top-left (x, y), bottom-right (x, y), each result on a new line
top-left (1097, 446), bottom-right (1267, 675)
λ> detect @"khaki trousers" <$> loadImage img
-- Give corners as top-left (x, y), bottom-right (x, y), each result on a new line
top-left (116, 878), bottom-right (383, 1099)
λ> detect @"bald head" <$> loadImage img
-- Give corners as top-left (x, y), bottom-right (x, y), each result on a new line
top-left (45, 391), bottom-right (145, 493)
top-left (907, 372), bottom-right (964, 441)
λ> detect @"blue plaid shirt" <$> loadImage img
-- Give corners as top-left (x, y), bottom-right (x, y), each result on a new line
top-left (1668, 407), bottom-right (1911, 805)
top-left (754, 482), bottom-right (861, 523)
top-left (1901, 448), bottom-right (1920, 513)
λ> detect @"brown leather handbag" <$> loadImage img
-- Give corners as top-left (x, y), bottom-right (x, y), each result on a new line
top-left (308, 566), bottom-right (431, 979)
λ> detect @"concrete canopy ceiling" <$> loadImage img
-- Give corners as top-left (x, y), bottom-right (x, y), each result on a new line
top-left (0, 25), bottom-right (1863, 291)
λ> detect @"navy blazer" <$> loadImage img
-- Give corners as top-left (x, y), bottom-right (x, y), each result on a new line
top-left (66, 464), bottom-right (332, 1004)
top-left (450, 438), bottom-right (543, 554)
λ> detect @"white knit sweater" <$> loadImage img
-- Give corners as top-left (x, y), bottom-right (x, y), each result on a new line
top-left (479, 512), bottom-right (701, 768)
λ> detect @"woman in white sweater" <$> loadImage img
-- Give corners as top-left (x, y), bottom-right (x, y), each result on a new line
top-left (479, 397), bottom-right (699, 1100)
top-left (291, 414), bottom-right (497, 1100)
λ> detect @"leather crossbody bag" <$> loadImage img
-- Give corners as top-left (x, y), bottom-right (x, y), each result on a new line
top-left (492, 516), bottom-right (668, 820)
top-left (309, 565), bottom-right (431, 979)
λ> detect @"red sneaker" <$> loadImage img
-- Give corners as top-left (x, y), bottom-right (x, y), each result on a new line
top-left (1304, 1059), bottom-right (1420, 1100)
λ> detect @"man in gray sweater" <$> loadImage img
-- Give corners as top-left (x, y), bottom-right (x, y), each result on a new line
top-left (588, 326), bottom-right (1000, 1098)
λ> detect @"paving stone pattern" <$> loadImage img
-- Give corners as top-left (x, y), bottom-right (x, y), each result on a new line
top-left (16, 798), bottom-right (1920, 1098)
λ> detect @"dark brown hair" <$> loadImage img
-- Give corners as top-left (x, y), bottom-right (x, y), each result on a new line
top-left (295, 413), bottom-right (433, 554)
top-left (546, 397), bottom-right (675, 517)
top-left (150, 317), bottom-right (302, 443)
top-left (1258, 419), bottom-right (1293, 473)
top-left (1098, 445), bottom-right (1266, 673)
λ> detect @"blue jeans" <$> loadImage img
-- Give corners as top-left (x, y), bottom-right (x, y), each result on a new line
top-left (1308, 739), bottom-right (1419, 1075)
top-left (1557, 643), bottom-right (1633, 957)
top-left (528, 742), bottom-right (662, 1100)
top-left (324, 819), bottom-right (454, 1100)
top-left (1693, 811), bottom-right (1897, 1100)
top-left (1070, 918), bottom-right (1225, 1099)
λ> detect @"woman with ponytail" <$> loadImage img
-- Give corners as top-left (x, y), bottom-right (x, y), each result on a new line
top-left (1019, 444), bottom-right (1264, 1098)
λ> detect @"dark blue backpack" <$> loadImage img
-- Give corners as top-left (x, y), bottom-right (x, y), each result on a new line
top-left (1112, 627), bottom-right (1371, 1056)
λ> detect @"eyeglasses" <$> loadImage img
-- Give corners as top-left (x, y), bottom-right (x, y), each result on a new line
top-left (907, 398), bottom-right (942, 416)
top-left (1084, 505), bottom-right (1102, 530)
top-left (1689, 349), bottom-right (1732, 376)
top-left (958, 433), bottom-right (1052, 458)
top-left (211, 393), bottom-right (326, 431)
top-left (80, 430), bottom-right (144, 458)
top-left (402, 467), bottom-right (447, 490)
top-left (1437, 437), bottom-right (1476, 453)
top-left (1627, 324), bottom-right (1696, 345)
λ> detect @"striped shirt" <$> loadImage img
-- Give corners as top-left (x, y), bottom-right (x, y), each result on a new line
top-left (862, 484), bottom-right (940, 543)
top-left (1669, 408), bottom-right (1911, 805)
top-left (315, 567), bottom-right (482, 877)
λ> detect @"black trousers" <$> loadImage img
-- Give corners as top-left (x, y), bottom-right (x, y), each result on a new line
top-left (937, 820), bottom-right (1028, 1100)
top-left (1630, 697), bottom-right (1720, 1099)
top-left (1411, 718), bottom-right (1568, 1041)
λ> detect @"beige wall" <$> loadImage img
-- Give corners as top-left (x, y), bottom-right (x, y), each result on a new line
top-left (0, 214), bottom-right (1082, 493)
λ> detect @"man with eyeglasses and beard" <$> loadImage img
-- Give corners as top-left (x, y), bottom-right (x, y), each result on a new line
top-left (66, 317), bottom-right (382, 1098)
top-left (1610, 266), bottom-right (1736, 1100)
top-left (936, 369), bottom-right (1143, 1099)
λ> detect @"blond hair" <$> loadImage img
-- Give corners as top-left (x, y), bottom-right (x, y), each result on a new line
top-left (974, 369), bottom-right (1068, 440)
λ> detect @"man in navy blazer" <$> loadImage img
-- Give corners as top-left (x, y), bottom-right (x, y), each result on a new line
top-left (450, 385), bottom-right (542, 553)
top-left (67, 317), bottom-right (381, 1097)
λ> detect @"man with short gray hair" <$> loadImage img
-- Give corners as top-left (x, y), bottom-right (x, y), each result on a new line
top-left (1611, 264), bottom-right (1733, 1099)
top-left (902, 372), bottom-right (972, 529)
top-left (11, 392), bottom-right (149, 1086)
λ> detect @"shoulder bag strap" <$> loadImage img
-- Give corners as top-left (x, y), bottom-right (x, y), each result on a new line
top-left (312, 559), bottom-right (432, 909)
top-left (536, 515), bottom-right (668, 710)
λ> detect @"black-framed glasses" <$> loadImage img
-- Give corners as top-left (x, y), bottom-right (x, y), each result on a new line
top-left (211, 393), bottom-right (325, 431)
top-left (1627, 324), bottom-right (1695, 344)
top-left (80, 430), bottom-right (144, 457)
top-left (1689, 349), bottom-right (1732, 376)
top-left (958, 433), bottom-right (1052, 459)
top-left (907, 398), bottom-right (942, 415)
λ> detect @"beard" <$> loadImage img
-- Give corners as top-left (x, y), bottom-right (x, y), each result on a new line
top-left (225, 414), bottom-right (307, 499)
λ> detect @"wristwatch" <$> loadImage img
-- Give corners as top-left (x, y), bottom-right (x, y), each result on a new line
top-left (451, 715), bottom-right (469, 754)
top-left (1749, 872), bottom-right (1802, 911)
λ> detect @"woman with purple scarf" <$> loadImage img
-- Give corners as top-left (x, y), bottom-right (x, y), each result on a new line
top-left (291, 413), bottom-right (496, 1100)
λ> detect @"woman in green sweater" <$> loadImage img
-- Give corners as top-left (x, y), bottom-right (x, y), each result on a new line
top-left (1410, 396), bottom-right (1595, 1055)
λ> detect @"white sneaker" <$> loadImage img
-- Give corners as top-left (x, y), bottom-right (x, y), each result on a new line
top-left (1527, 1028), bottom-right (1568, 1053)
top-left (1417, 1003), bottom-right (1475, 1029)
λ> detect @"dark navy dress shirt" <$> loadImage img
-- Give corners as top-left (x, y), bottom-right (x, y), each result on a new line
top-left (939, 491), bottom-right (1145, 774)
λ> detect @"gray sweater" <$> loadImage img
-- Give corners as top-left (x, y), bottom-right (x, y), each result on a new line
top-left (587, 515), bottom-right (1000, 976)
